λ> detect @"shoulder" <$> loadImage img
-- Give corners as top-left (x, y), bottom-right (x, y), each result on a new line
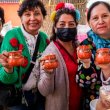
top-left (2, 27), bottom-right (21, 46)
top-left (5, 27), bottom-right (21, 37)
top-left (1, 27), bottom-right (22, 51)
top-left (42, 42), bottom-right (59, 55)
top-left (39, 31), bottom-right (49, 39)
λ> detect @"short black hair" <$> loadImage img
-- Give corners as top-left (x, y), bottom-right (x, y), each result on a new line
top-left (18, 0), bottom-right (47, 18)
top-left (0, 7), bottom-right (5, 25)
top-left (87, 1), bottom-right (110, 22)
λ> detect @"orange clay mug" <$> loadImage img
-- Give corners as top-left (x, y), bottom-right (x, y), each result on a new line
top-left (40, 54), bottom-right (58, 69)
top-left (77, 45), bottom-right (92, 59)
top-left (8, 50), bottom-right (24, 67)
top-left (95, 48), bottom-right (110, 64)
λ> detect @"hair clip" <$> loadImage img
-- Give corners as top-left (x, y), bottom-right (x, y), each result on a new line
top-left (50, 2), bottom-right (80, 22)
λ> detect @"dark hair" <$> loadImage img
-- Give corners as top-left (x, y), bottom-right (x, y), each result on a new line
top-left (18, 0), bottom-right (47, 18)
top-left (0, 7), bottom-right (5, 25)
top-left (87, 1), bottom-right (110, 22)
top-left (50, 8), bottom-right (78, 41)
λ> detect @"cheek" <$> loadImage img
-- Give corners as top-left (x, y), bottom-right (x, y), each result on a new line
top-left (37, 15), bottom-right (43, 23)
top-left (89, 22), bottom-right (97, 32)
top-left (107, 20), bottom-right (110, 28)
top-left (21, 17), bottom-right (28, 25)
top-left (89, 22), bottom-right (95, 28)
top-left (39, 19), bottom-right (43, 25)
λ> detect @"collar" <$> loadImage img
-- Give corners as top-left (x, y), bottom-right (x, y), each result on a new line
top-left (20, 25), bottom-right (39, 40)
top-left (87, 30), bottom-right (110, 49)
top-left (101, 71), bottom-right (110, 85)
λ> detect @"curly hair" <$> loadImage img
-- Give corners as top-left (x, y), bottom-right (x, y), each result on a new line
top-left (18, 0), bottom-right (47, 18)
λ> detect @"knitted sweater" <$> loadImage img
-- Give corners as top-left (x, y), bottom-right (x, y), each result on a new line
top-left (0, 27), bottom-right (49, 88)
top-left (26, 42), bottom-right (72, 110)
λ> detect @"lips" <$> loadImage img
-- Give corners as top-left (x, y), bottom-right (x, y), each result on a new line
top-left (97, 26), bottom-right (106, 29)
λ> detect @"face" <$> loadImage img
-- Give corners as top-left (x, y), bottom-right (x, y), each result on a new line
top-left (55, 14), bottom-right (76, 29)
top-left (21, 7), bottom-right (43, 35)
top-left (89, 4), bottom-right (110, 39)
top-left (55, 14), bottom-right (77, 43)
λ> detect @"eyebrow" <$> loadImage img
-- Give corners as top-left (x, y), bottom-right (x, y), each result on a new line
top-left (24, 7), bottom-right (40, 12)
top-left (59, 21), bottom-right (75, 23)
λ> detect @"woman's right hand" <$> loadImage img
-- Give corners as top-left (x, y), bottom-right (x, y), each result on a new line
top-left (0, 51), bottom-right (13, 73)
top-left (78, 58), bottom-right (91, 68)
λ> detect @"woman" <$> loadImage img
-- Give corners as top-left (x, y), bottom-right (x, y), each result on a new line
top-left (0, 0), bottom-right (49, 110)
top-left (76, 0), bottom-right (110, 109)
top-left (26, 2), bottom-right (83, 110)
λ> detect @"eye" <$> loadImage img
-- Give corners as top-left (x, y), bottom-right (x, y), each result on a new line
top-left (34, 12), bottom-right (40, 16)
top-left (103, 14), bottom-right (109, 18)
top-left (24, 13), bottom-right (31, 17)
top-left (59, 23), bottom-right (65, 27)
top-left (92, 17), bottom-right (98, 21)
top-left (69, 23), bottom-right (75, 27)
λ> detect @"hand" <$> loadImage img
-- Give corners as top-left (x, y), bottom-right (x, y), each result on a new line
top-left (78, 58), bottom-right (91, 68)
top-left (40, 60), bottom-right (54, 73)
top-left (0, 51), bottom-right (13, 73)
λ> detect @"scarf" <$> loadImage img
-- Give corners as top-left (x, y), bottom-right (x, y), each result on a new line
top-left (87, 30), bottom-right (110, 49)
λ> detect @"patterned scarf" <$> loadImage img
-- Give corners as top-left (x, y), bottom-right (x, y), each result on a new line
top-left (87, 30), bottom-right (110, 49)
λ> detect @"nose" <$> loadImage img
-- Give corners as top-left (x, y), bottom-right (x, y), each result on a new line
top-left (98, 17), bottom-right (104, 24)
top-left (65, 23), bottom-right (70, 28)
top-left (30, 14), bottom-right (36, 20)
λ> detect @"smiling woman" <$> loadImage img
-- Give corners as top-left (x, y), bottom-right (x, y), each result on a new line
top-left (20, 7), bottom-right (44, 35)
top-left (76, 0), bottom-right (110, 110)
top-left (24, 2), bottom-right (83, 110)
